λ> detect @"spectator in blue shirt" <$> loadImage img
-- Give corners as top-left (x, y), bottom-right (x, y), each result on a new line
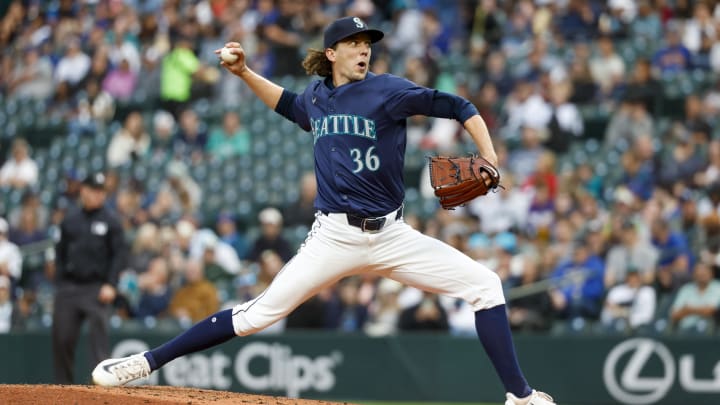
top-left (215, 212), bottom-right (249, 261)
top-left (557, 0), bottom-right (598, 42)
top-left (550, 237), bottom-right (605, 320)
top-left (651, 219), bottom-right (692, 295)
top-left (652, 23), bottom-right (692, 77)
top-left (134, 257), bottom-right (173, 319)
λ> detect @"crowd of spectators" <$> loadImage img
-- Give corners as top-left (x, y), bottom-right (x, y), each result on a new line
top-left (1, 0), bottom-right (720, 337)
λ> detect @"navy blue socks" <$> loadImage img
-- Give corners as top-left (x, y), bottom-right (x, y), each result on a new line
top-left (475, 305), bottom-right (532, 398)
top-left (144, 309), bottom-right (236, 371)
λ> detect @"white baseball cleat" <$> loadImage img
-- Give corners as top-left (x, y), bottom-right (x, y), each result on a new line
top-left (92, 351), bottom-right (151, 386)
top-left (505, 389), bottom-right (556, 405)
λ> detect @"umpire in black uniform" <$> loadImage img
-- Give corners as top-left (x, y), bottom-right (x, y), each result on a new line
top-left (52, 172), bottom-right (126, 384)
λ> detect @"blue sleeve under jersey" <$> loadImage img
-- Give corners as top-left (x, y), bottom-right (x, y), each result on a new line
top-left (381, 75), bottom-right (478, 123)
top-left (275, 89), bottom-right (297, 122)
top-left (274, 85), bottom-right (313, 132)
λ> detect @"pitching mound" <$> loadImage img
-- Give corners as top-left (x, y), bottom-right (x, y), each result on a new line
top-left (0, 384), bottom-right (357, 405)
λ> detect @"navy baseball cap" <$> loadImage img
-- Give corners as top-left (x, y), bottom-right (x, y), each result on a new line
top-left (82, 172), bottom-right (106, 189)
top-left (323, 16), bottom-right (384, 49)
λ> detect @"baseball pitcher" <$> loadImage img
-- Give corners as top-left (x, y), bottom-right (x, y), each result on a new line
top-left (92, 17), bottom-right (555, 405)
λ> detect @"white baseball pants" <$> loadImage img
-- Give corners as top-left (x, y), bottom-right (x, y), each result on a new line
top-left (231, 209), bottom-right (505, 335)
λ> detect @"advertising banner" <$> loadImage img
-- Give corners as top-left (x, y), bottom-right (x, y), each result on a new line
top-left (2, 332), bottom-right (718, 404)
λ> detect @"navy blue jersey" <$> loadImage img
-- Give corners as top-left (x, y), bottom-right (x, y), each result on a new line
top-left (287, 73), bottom-right (438, 216)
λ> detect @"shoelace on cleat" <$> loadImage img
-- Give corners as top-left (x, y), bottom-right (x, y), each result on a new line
top-left (110, 357), bottom-right (150, 383)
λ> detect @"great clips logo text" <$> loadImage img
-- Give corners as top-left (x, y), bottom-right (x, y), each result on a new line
top-left (111, 340), bottom-right (343, 397)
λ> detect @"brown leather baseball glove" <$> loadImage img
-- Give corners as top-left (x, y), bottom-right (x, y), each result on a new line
top-left (428, 155), bottom-right (501, 209)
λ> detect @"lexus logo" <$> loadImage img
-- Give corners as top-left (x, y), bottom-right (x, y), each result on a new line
top-left (603, 338), bottom-right (675, 404)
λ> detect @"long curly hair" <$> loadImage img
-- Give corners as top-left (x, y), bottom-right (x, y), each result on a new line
top-left (302, 48), bottom-right (333, 77)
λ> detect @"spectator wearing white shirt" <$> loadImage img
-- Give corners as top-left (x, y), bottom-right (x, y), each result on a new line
top-left (670, 262), bottom-right (720, 331)
top-left (106, 111), bottom-right (151, 167)
top-left (54, 38), bottom-right (91, 89)
top-left (544, 79), bottom-right (584, 154)
top-left (0, 138), bottom-right (38, 189)
top-left (0, 218), bottom-right (23, 285)
top-left (604, 220), bottom-right (659, 288)
top-left (7, 47), bottom-right (54, 100)
top-left (175, 220), bottom-right (242, 278)
top-left (589, 35), bottom-right (626, 98)
top-left (601, 268), bottom-right (656, 330)
top-left (501, 79), bottom-right (552, 141)
top-left (682, 2), bottom-right (716, 56)
top-left (0, 275), bottom-right (13, 333)
top-left (469, 173), bottom-right (532, 235)
top-left (698, 181), bottom-right (720, 219)
top-left (107, 17), bottom-right (142, 74)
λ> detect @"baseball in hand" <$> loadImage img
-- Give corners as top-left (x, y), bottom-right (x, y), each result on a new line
top-left (220, 47), bottom-right (238, 64)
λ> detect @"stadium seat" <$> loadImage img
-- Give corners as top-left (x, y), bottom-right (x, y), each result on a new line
top-left (252, 139), bottom-right (268, 156)
top-left (268, 152), bottom-right (284, 170)
top-left (593, 161), bottom-right (608, 177)
top-left (282, 140), bottom-right (299, 156)
top-left (676, 319), bottom-right (715, 336)
top-left (236, 198), bottom-right (253, 218)
top-left (4, 98), bottom-right (18, 115)
top-left (237, 174), bottom-right (253, 193)
top-left (284, 187), bottom-right (299, 205)
top-left (2, 119), bottom-right (18, 140)
top-left (267, 129), bottom-right (283, 146)
top-left (222, 163), bottom-right (237, 181)
top-left (253, 162), bottom-right (269, 179)
top-left (93, 130), bottom-right (110, 150)
top-left (90, 155), bottom-right (105, 172)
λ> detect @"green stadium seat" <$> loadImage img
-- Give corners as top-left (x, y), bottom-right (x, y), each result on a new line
top-left (251, 98), bottom-right (266, 114)
top-left (222, 188), bottom-right (239, 205)
top-left (282, 162), bottom-right (300, 180)
top-left (268, 152), bottom-right (284, 169)
top-left (191, 164), bottom-right (208, 182)
top-left (44, 165), bottom-right (60, 184)
top-left (8, 188), bottom-right (24, 206)
top-left (252, 139), bottom-right (268, 156)
top-left (593, 161), bottom-right (608, 177)
top-left (583, 138), bottom-right (600, 154)
top-left (252, 185), bottom-right (269, 205)
top-left (269, 174), bottom-right (285, 190)
top-left (4, 98), bottom-right (18, 115)
top-left (677, 76), bottom-right (694, 95)
top-left (253, 163), bottom-right (269, 179)
top-left (236, 199), bottom-right (253, 218)
top-left (39, 189), bottom-right (53, 206)
top-left (90, 155), bottom-right (105, 172)
top-left (296, 135), bottom-right (313, 148)
top-left (238, 175), bottom-right (253, 193)
top-left (93, 130), bottom-right (110, 150)
top-left (3, 120), bottom-right (18, 140)
top-left (132, 165), bottom-right (149, 182)
top-left (267, 190), bottom-right (284, 206)
top-left (282, 140), bottom-right (298, 156)
top-left (76, 139), bottom-right (92, 159)
top-left (676, 319), bottom-right (715, 336)
top-left (593, 319), bottom-right (629, 336)
top-left (222, 164), bottom-right (237, 182)
top-left (267, 129), bottom-right (283, 146)
top-left (284, 187), bottom-right (299, 205)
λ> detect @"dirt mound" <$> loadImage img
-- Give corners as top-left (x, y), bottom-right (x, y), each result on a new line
top-left (0, 384), bottom-right (358, 405)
